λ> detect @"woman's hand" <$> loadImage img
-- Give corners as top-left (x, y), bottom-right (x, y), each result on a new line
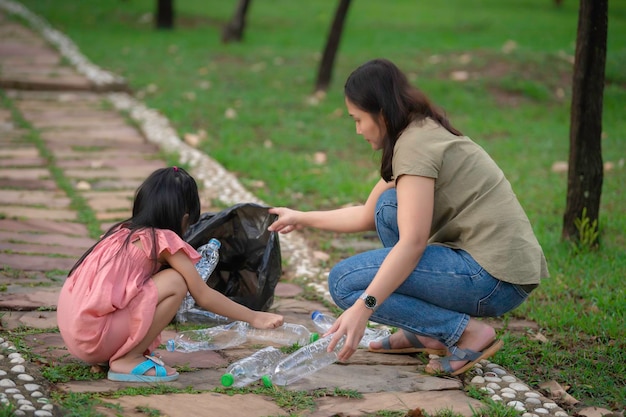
top-left (249, 311), bottom-right (284, 329)
top-left (325, 304), bottom-right (371, 362)
top-left (268, 207), bottom-right (304, 234)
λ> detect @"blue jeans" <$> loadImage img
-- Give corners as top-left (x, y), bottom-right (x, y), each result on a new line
top-left (328, 189), bottom-right (531, 347)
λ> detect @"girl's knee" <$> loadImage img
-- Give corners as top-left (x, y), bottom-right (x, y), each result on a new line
top-left (153, 268), bottom-right (187, 298)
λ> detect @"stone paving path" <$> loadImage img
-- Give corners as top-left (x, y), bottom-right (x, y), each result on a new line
top-left (0, 2), bottom-right (586, 417)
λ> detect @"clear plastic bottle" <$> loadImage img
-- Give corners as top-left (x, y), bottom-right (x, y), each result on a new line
top-left (268, 334), bottom-right (344, 386)
top-left (196, 238), bottom-right (221, 281)
top-left (180, 308), bottom-right (234, 326)
top-left (220, 346), bottom-right (285, 388)
top-left (166, 322), bottom-right (246, 352)
top-left (176, 238), bottom-right (221, 323)
top-left (310, 310), bottom-right (391, 348)
top-left (236, 321), bottom-right (319, 346)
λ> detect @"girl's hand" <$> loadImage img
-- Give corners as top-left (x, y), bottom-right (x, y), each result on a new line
top-left (326, 305), bottom-right (371, 362)
top-left (249, 311), bottom-right (284, 329)
top-left (268, 207), bottom-right (304, 234)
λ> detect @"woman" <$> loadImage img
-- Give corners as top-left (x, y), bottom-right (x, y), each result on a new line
top-left (268, 58), bottom-right (548, 376)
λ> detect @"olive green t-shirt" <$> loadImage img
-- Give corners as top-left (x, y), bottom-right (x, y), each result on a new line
top-left (392, 118), bottom-right (549, 285)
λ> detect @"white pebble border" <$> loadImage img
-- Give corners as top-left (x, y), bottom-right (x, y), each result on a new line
top-left (0, 338), bottom-right (55, 416)
top-left (468, 361), bottom-right (570, 417)
top-left (0, 1), bottom-right (573, 416)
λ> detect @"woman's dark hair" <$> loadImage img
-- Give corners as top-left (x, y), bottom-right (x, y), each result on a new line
top-left (344, 58), bottom-right (463, 182)
top-left (68, 166), bottom-right (201, 276)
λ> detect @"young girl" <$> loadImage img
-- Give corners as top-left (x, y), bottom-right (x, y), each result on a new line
top-left (58, 167), bottom-right (284, 383)
top-left (269, 59), bottom-right (548, 376)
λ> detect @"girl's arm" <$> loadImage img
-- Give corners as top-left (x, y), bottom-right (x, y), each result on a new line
top-left (163, 250), bottom-right (284, 329)
top-left (268, 179), bottom-right (394, 234)
top-left (327, 174), bottom-right (434, 361)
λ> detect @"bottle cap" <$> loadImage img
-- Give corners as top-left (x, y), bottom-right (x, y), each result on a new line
top-left (220, 373), bottom-right (234, 387)
top-left (311, 310), bottom-right (321, 320)
top-left (209, 238), bottom-right (221, 248)
top-left (261, 375), bottom-right (273, 387)
top-left (310, 332), bottom-right (320, 343)
top-left (165, 339), bottom-right (176, 352)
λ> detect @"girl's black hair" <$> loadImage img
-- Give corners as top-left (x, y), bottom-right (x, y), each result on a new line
top-left (68, 166), bottom-right (201, 276)
top-left (344, 58), bottom-right (463, 182)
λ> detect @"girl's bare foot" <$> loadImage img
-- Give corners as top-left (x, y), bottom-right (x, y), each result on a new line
top-left (109, 353), bottom-right (177, 377)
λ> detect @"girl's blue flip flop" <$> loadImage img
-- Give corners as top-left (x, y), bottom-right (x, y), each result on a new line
top-left (107, 355), bottom-right (179, 383)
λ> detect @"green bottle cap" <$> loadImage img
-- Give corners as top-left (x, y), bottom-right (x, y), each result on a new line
top-left (221, 373), bottom-right (234, 387)
top-left (261, 375), bottom-right (273, 387)
top-left (310, 332), bottom-right (320, 343)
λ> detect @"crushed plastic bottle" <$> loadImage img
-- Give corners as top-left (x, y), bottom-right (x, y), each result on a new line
top-left (220, 346), bottom-right (285, 388)
top-left (310, 310), bottom-right (390, 348)
top-left (176, 238), bottom-right (221, 324)
top-left (166, 321), bottom-right (246, 352)
top-left (179, 308), bottom-right (234, 326)
top-left (267, 334), bottom-right (344, 386)
top-left (237, 321), bottom-right (319, 346)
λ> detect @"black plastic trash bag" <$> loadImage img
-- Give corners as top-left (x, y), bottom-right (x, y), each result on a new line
top-left (183, 203), bottom-right (282, 313)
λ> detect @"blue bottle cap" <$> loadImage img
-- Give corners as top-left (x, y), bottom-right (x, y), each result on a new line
top-left (166, 339), bottom-right (176, 352)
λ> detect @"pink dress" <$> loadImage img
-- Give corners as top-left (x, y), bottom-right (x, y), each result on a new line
top-left (57, 227), bottom-right (200, 364)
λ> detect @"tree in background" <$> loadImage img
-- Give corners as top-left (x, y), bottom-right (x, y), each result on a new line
top-left (562, 0), bottom-right (607, 246)
top-left (156, 0), bottom-right (174, 29)
top-left (219, 0), bottom-right (352, 92)
top-left (222, 0), bottom-right (252, 43)
top-left (314, 0), bottom-right (352, 93)
top-left (152, 0), bottom-right (608, 247)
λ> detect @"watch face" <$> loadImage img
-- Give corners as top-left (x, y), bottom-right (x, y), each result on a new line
top-left (364, 295), bottom-right (377, 309)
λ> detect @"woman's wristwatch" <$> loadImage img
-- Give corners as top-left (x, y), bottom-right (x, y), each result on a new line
top-left (359, 292), bottom-right (378, 311)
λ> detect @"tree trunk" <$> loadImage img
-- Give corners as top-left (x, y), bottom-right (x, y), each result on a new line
top-left (156, 0), bottom-right (174, 30)
top-left (562, 0), bottom-right (607, 243)
top-left (314, 0), bottom-right (352, 93)
top-left (222, 0), bottom-right (252, 43)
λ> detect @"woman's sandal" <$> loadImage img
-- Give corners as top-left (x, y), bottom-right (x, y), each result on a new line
top-left (426, 339), bottom-right (504, 376)
top-left (107, 355), bottom-right (179, 383)
top-left (368, 329), bottom-right (448, 355)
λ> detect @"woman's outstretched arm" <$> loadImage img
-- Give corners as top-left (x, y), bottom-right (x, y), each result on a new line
top-left (268, 179), bottom-right (394, 234)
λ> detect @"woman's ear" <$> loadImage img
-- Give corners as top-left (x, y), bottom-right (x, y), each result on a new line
top-left (378, 111), bottom-right (387, 133)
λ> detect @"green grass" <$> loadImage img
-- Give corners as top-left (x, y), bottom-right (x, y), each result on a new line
top-left (6, 0), bottom-right (626, 414)
top-left (42, 363), bottom-right (107, 383)
top-left (0, 403), bottom-right (16, 417)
